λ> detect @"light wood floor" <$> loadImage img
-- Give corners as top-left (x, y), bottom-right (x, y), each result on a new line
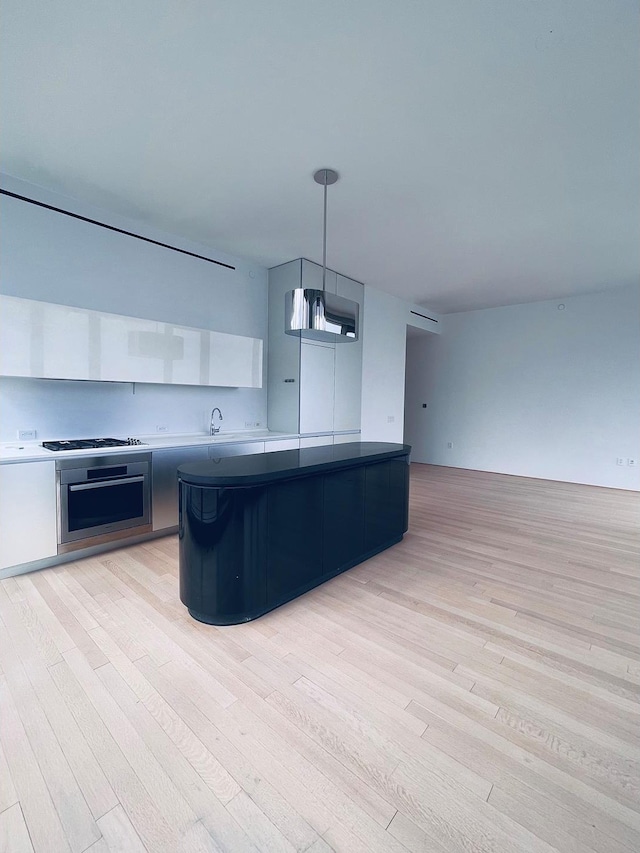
top-left (1, 464), bottom-right (639, 853)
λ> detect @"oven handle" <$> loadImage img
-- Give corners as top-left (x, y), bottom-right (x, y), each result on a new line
top-left (69, 475), bottom-right (146, 492)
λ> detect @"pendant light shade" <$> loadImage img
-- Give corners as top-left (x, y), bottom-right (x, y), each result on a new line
top-left (285, 169), bottom-right (359, 342)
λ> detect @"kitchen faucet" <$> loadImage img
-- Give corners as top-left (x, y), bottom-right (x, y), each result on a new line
top-left (210, 407), bottom-right (223, 435)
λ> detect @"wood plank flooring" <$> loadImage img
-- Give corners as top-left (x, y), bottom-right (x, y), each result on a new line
top-left (1, 463), bottom-right (639, 853)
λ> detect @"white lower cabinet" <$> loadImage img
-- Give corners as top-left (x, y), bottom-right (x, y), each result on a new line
top-left (0, 461), bottom-right (57, 570)
top-left (332, 433), bottom-right (361, 444)
top-left (264, 439), bottom-right (300, 452)
top-left (299, 435), bottom-right (334, 448)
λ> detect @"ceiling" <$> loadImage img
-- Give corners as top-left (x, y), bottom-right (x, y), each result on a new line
top-left (1, 1), bottom-right (637, 313)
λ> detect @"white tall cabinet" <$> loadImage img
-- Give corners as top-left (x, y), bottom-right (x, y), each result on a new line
top-left (334, 273), bottom-right (363, 431)
top-left (267, 259), bottom-right (364, 436)
top-left (299, 342), bottom-right (335, 433)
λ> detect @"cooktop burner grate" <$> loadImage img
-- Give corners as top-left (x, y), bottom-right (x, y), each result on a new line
top-left (42, 437), bottom-right (147, 451)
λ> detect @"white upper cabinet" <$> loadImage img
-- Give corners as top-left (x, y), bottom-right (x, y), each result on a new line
top-left (0, 295), bottom-right (263, 388)
top-left (0, 297), bottom-right (92, 380)
top-left (99, 313), bottom-right (167, 383)
top-left (209, 329), bottom-right (263, 388)
top-left (42, 301), bottom-right (93, 380)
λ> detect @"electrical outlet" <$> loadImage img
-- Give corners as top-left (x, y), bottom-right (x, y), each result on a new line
top-left (616, 457), bottom-right (626, 466)
top-left (447, 441), bottom-right (453, 449)
top-left (628, 458), bottom-right (638, 467)
top-left (156, 425), bottom-right (169, 433)
top-left (17, 429), bottom-right (37, 440)
top-left (387, 415), bottom-right (395, 423)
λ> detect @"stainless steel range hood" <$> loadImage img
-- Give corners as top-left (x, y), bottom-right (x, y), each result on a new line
top-left (285, 287), bottom-right (359, 342)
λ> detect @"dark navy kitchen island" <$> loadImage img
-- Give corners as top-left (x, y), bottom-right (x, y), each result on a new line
top-left (178, 442), bottom-right (411, 624)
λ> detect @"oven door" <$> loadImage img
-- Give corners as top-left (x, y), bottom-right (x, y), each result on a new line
top-left (58, 455), bottom-right (151, 551)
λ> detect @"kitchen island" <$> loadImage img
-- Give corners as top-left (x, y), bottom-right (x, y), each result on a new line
top-left (178, 441), bottom-right (411, 624)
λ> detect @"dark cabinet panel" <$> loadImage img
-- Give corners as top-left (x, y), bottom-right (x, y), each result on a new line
top-left (364, 459), bottom-right (409, 553)
top-left (179, 483), bottom-right (267, 623)
top-left (323, 467), bottom-right (365, 575)
top-left (266, 476), bottom-right (324, 605)
top-left (178, 444), bottom-right (411, 624)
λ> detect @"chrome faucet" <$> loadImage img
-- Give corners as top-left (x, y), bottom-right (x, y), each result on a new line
top-left (210, 407), bottom-right (223, 435)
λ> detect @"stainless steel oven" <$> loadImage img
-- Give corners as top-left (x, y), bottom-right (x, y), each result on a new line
top-left (56, 453), bottom-right (152, 553)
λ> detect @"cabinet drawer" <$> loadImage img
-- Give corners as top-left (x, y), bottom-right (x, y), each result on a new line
top-left (264, 439), bottom-right (300, 452)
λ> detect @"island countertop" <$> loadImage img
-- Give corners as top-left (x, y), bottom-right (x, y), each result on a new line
top-left (177, 441), bottom-right (411, 487)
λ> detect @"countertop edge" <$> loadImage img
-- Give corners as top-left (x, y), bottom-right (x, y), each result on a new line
top-left (177, 443), bottom-right (411, 487)
top-left (0, 430), bottom-right (362, 464)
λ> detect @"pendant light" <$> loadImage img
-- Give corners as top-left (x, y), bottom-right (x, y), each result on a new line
top-left (285, 169), bottom-right (359, 342)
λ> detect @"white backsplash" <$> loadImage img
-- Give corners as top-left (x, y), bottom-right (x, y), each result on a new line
top-left (0, 376), bottom-right (266, 442)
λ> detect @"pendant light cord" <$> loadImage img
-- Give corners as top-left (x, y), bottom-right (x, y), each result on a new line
top-left (313, 167), bottom-right (338, 293)
top-left (322, 172), bottom-right (328, 292)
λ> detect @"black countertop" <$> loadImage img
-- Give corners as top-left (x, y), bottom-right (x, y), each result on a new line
top-left (177, 441), bottom-right (411, 487)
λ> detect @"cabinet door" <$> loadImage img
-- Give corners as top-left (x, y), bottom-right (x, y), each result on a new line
top-left (299, 343), bottom-right (335, 433)
top-left (266, 476), bottom-right (324, 605)
top-left (152, 446), bottom-right (209, 530)
top-left (334, 275), bottom-right (363, 431)
top-left (264, 439), bottom-right (300, 452)
top-left (299, 435), bottom-right (333, 448)
top-left (267, 261), bottom-right (302, 434)
top-left (332, 433), bottom-right (361, 444)
top-left (100, 314), bottom-right (166, 383)
top-left (364, 459), bottom-right (408, 553)
top-left (0, 295), bottom-right (92, 381)
top-left (179, 483), bottom-right (267, 623)
top-left (209, 331), bottom-right (263, 388)
top-left (0, 462), bottom-right (57, 570)
top-left (323, 467), bottom-right (365, 575)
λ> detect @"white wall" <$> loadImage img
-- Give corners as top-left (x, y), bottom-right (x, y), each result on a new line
top-left (0, 174), bottom-right (268, 440)
top-left (405, 286), bottom-right (640, 490)
top-left (360, 286), bottom-right (439, 443)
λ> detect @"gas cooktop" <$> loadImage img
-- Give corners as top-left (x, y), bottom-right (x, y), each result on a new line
top-left (42, 437), bottom-right (147, 452)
